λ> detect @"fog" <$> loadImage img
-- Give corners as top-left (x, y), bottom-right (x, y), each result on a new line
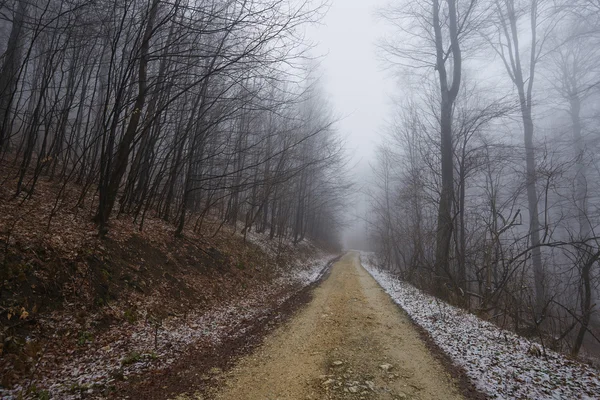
top-left (306, 0), bottom-right (392, 250)
top-left (359, 0), bottom-right (600, 361)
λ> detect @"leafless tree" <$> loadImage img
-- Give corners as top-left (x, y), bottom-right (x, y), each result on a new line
top-left (0, 0), bottom-right (348, 254)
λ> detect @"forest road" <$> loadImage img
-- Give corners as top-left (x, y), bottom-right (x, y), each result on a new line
top-left (211, 252), bottom-right (463, 400)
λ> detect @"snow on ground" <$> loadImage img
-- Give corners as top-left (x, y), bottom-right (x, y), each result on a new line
top-left (360, 252), bottom-right (600, 400)
top-left (1, 244), bottom-right (334, 400)
top-left (277, 254), bottom-right (333, 287)
top-left (245, 231), bottom-right (333, 286)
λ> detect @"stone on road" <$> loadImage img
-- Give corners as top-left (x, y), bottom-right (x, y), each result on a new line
top-left (212, 252), bottom-right (463, 399)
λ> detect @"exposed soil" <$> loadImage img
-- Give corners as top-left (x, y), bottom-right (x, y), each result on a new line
top-left (185, 252), bottom-right (467, 400)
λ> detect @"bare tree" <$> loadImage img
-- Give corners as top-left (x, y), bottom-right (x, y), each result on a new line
top-left (379, 0), bottom-right (481, 298)
top-left (0, 0), bottom-right (347, 256)
top-left (482, 0), bottom-right (558, 320)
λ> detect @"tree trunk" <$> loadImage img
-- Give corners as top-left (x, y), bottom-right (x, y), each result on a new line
top-left (522, 102), bottom-right (545, 320)
top-left (0, 0), bottom-right (27, 150)
top-left (432, 0), bottom-right (462, 298)
top-left (96, 0), bottom-right (160, 234)
top-left (569, 92), bottom-right (593, 356)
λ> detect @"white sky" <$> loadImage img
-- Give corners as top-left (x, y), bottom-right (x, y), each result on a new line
top-left (306, 0), bottom-right (393, 248)
top-left (307, 0), bottom-right (392, 173)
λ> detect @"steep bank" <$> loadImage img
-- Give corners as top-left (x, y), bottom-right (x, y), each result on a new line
top-left (0, 176), bottom-right (336, 399)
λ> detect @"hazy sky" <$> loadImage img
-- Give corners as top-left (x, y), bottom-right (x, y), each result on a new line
top-left (307, 0), bottom-right (393, 248)
top-left (308, 0), bottom-right (392, 173)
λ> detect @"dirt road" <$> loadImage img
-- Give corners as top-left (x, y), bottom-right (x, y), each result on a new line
top-left (208, 252), bottom-right (463, 400)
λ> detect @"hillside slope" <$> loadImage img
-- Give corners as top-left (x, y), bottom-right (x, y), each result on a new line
top-left (0, 176), bottom-right (336, 399)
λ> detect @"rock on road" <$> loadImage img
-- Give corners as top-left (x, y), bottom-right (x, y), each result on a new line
top-left (212, 252), bottom-right (463, 400)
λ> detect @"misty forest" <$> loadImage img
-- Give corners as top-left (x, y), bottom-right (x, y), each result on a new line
top-left (1, 0), bottom-right (600, 399)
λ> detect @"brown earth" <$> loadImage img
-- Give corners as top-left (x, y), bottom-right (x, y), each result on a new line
top-left (0, 164), bottom-right (329, 392)
top-left (0, 161), bottom-right (340, 397)
top-left (184, 252), bottom-right (467, 400)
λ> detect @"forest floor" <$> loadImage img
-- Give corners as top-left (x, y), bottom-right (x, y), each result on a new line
top-left (0, 225), bottom-right (334, 400)
top-left (0, 169), bottom-right (337, 399)
top-left (175, 252), bottom-right (480, 400)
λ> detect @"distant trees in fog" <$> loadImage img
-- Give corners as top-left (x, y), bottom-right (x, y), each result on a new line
top-left (373, 0), bottom-right (600, 357)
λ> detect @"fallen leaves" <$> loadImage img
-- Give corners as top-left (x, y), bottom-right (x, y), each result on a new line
top-left (0, 231), bottom-right (334, 400)
top-left (5, 306), bottom-right (29, 321)
top-left (0, 165), bottom-right (337, 399)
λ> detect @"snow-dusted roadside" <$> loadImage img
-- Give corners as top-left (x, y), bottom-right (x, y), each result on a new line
top-left (1, 251), bottom-right (334, 400)
top-left (360, 252), bottom-right (600, 400)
